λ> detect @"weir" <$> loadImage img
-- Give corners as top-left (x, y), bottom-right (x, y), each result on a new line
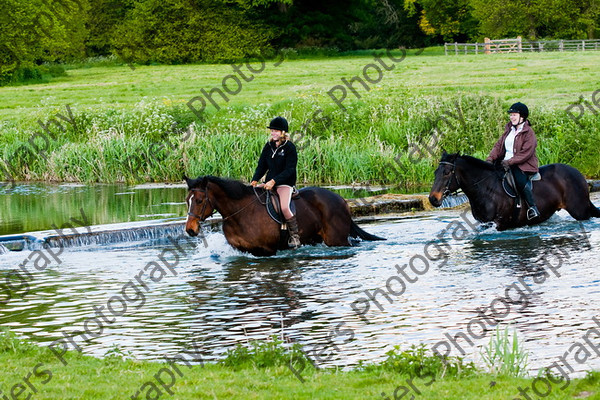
top-left (440, 193), bottom-right (468, 208)
top-left (0, 193), bottom-right (468, 252)
top-left (0, 217), bottom-right (221, 252)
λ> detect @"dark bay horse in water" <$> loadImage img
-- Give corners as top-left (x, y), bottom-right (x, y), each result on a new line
top-left (429, 152), bottom-right (600, 230)
top-left (184, 176), bottom-right (384, 256)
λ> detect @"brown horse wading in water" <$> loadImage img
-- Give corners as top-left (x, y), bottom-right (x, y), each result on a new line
top-left (184, 175), bottom-right (384, 256)
top-left (429, 152), bottom-right (600, 230)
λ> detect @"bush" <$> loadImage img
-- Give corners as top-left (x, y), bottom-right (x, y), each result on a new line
top-left (220, 336), bottom-right (310, 370)
top-left (0, 64), bottom-right (67, 86)
top-left (360, 344), bottom-right (477, 378)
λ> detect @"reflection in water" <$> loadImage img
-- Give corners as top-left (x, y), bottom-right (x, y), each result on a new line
top-left (0, 183), bottom-right (188, 235)
top-left (1, 207), bottom-right (599, 376)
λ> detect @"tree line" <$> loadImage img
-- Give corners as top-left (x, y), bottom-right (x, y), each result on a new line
top-left (1, 0), bottom-right (599, 84)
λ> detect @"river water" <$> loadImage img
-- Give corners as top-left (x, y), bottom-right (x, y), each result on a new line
top-left (0, 184), bottom-right (599, 377)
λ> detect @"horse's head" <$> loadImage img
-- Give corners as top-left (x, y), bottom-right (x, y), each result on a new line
top-left (429, 151), bottom-right (461, 207)
top-left (184, 176), bottom-right (214, 236)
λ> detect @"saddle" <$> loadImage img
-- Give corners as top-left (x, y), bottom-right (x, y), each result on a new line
top-left (265, 188), bottom-right (299, 226)
top-left (502, 169), bottom-right (541, 207)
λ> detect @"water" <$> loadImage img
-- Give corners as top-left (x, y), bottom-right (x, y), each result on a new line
top-left (1, 196), bottom-right (599, 376)
top-left (0, 182), bottom-right (420, 236)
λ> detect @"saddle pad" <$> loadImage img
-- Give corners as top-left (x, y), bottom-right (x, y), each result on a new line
top-left (266, 191), bottom-right (297, 225)
top-left (502, 171), bottom-right (539, 198)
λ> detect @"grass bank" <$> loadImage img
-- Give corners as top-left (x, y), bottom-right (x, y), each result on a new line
top-left (0, 49), bottom-right (599, 186)
top-left (1, 331), bottom-right (598, 399)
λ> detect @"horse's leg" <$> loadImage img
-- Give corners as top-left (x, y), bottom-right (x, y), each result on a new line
top-left (223, 215), bottom-right (279, 255)
top-left (320, 218), bottom-right (352, 246)
top-left (315, 196), bottom-right (352, 246)
top-left (558, 167), bottom-right (600, 220)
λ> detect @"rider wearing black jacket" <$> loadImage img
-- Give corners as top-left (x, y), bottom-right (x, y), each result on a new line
top-left (251, 139), bottom-right (297, 187)
top-left (251, 117), bottom-right (300, 249)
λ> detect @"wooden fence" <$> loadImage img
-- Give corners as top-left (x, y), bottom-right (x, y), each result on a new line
top-left (444, 37), bottom-right (600, 55)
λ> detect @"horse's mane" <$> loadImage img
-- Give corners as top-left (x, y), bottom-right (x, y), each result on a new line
top-left (442, 153), bottom-right (496, 172)
top-left (190, 175), bottom-right (255, 200)
top-left (460, 155), bottom-right (496, 171)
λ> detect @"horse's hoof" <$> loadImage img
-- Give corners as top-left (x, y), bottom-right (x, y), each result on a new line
top-left (288, 235), bottom-right (301, 249)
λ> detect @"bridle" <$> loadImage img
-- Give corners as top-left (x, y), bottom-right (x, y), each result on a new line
top-left (187, 188), bottom-right (214, 220)
top-left (187, 186), bottom-right (267, 222)
top-left (439, 159), bottom-right (495, 198)
top-left (439, 160), bottom-right (461, 197)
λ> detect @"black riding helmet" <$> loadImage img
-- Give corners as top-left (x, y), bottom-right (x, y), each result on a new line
top-left (267, 116), bottom-right (289, 132)
top-left (507, 102), bottom-right (529, 121)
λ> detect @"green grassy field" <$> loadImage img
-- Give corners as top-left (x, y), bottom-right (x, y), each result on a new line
top-left (0, 48), bottom-right (599, 185)
top-left (1, 331), bottom-right (599, 400)
top-left (2, 48), bottom-right (599, 119)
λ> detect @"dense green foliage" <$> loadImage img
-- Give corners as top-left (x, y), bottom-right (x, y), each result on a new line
top-left (1, 92), bottom-right (598, 185)
top-left (2, 0), bottom-right (600, 85)
top-left (0, 0), bottom-right (88, 84)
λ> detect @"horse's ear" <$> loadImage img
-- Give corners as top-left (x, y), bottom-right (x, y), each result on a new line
top-left (200, 176), bottom-right (208, 189)
top-left (183, 175), bottom-right (192, 189)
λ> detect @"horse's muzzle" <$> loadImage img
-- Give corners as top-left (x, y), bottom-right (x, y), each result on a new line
top-left (186, 228), bottom-right (198, 237)
top-left (429, 192), bottom-right (443, 207)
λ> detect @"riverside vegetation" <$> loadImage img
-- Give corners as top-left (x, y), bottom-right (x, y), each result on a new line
top-left (0, 49), bottom-right (599, 187)
top-left (1, 330), bottom-right (599, 399)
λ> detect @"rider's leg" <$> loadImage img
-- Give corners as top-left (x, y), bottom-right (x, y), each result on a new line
top-left (511, 166), bottom-right (539, 219)
top-left (276, 186), bottom-right (300, 248)
top-left (277, 185), bottom-right (294, 220)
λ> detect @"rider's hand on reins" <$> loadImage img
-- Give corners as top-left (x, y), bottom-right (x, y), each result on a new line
top-left (264, 179), bottom-right (276, 191)
top-left (501, 159), bottom-right (511, 171)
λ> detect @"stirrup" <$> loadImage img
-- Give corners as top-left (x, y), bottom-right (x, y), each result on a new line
top-left (527, 206), bottom-right (539, 220)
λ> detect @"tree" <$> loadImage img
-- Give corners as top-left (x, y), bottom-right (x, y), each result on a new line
top-left (470, 0), bottom-right (600, 40)
top-left (404, 0), bottom-right (479, 42)
top-left (110, 0), bottom-right (275, 63)
top-left (86, 0), bottom-right (135, 56)
top-left (0, 0), bottom-right (89, 83)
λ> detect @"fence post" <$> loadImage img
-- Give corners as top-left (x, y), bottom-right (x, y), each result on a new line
top-left (582, 40), bottom-right (585, 51)
top-left (444, 43), bottom-right (447, 56)
top-left (454, 42), bottom-right (458, 55)
top-left (484, 37), bottom-right (491, 54)
top-left (475, 43), bottom-right (478, 54)
top-left (559, 40), bottom-right (564, 51)
top-left (517, 36), bottom-right (522, 52)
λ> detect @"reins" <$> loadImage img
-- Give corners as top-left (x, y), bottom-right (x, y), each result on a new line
top-left (439, 159), bottom-right (494, 198)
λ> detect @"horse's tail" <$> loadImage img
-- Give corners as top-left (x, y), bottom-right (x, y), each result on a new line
top-left (590, 201), bottom-right (600, 218)
top-left (350, 221), bottom-right (386, 241)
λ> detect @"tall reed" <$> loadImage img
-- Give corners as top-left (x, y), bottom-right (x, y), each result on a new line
top-left (1, 94), bottom-right (598, 185)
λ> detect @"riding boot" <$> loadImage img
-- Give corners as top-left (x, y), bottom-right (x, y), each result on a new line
top-left (286, 216), bottom-right (301, 249)
top-left (522, 185), bottom-right (540, 220)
